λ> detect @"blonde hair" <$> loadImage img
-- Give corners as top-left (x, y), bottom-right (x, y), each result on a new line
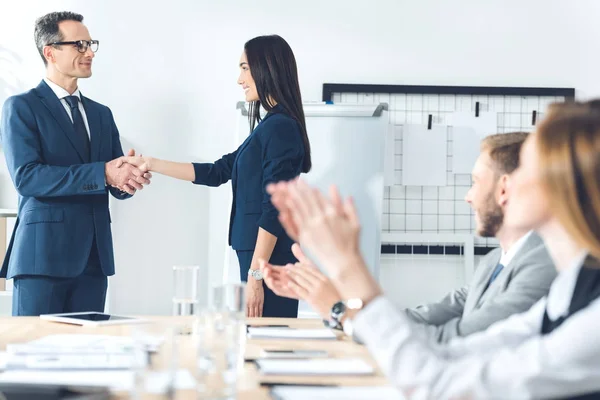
top-left (535, 101), bottom-right (600, 259)
top-left (481, 132), bottom-right (529, 174)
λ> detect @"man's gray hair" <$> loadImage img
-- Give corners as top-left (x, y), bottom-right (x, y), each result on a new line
top-left (34, 11), bottom-right (84, 66)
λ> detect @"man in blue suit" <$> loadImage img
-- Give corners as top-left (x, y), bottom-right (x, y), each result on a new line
top-left (0, 11), bottom-right (150, 316)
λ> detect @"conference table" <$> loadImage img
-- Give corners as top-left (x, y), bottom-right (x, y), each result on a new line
top-left (0, 316), bottom-right (389, 399)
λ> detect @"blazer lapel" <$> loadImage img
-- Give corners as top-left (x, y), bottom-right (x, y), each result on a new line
top-left (231, 132), bottom-right (255, 189)
top-left (35, 80), bottom-right (86, 163)
top-left (231, 109), bottom-right (279, 187)
top-left (472, 253), bottom-right (501, 308)
top-left (81, 95), bottom-right (102, 162)
top-left (472, 233), bottom-right (543, 307)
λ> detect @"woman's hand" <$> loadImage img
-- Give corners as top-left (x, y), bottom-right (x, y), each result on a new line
top-left (120, 155), bottom-right (153, 172)
top-left (246, 275), bottom-right (265, 317)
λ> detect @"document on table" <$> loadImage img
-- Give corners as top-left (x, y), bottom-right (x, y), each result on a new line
top-left (270, 385), bottom-right (403, 400)
top-left (6, 334), bottom-right (163, 355)
top-left (6, 353), bottom-right (135, 370)
top-left (256, 358), bottom-right (374, 376)
top-left (247, 327), bottom-right (337, 340)
top-left (0, 369), bottom-right (196, 393)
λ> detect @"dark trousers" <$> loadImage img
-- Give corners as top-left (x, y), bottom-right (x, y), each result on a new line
top-left (12, 239), bottom-right (107, 316)
top-left (236, 250), bottom-right (299, 318)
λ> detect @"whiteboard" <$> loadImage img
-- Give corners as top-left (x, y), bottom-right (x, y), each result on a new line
top-left (225, 103), bottom-right (388, 317)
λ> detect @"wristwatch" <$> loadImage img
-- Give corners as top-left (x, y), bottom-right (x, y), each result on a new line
top-left (248, 268), bottom-right (263, 281)
top-left (343, 297), bottom-right (366, 339)
top-left (323, 301), bottom-right (346, 330)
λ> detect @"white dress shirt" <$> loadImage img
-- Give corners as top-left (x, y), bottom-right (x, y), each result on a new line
top-left (353, 252), bottom-right (600, 399)
top-left (499, 230), bottom-right (533, 267)
top-left (43, 78), bottom-right (91, 140)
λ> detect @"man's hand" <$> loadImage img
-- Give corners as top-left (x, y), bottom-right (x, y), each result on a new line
top-left (106, 149), bottom-right (152, 195)
top-left (260, 243), bottom-right (312, 300)
top-left (260, 260), bottom-right (298, 299)
top-left (260, 243), bottom-right (342, 320)
top-left (267, 180), bottom-right (345, 242)
top-left (105, 158), bottom-right (150, 196)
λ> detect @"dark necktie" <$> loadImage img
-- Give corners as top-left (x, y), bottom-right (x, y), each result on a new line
top-left (64, 95), bottom-right (90, 161)
top-left (489, 263), bottom-right (504, 285)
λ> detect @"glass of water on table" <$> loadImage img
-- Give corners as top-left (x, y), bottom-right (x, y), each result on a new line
top-left (172, 265), bottom-right (200, 316)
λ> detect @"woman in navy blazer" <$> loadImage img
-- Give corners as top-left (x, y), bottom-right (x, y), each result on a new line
top-left (123, 35), bottom-right (311, 318)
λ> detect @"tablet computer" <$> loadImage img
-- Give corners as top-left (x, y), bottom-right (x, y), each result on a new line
top-left (40, 312), bottom-right (146, 326)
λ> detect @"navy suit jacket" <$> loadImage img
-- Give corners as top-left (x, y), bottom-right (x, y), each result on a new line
top-left (0, 80), bottom-right (131, 279)
top-left (192, 105), bottom-right (304, 253)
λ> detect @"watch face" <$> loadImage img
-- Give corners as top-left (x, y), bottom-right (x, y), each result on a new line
top-left (252, 269), bottom-right (263, 280)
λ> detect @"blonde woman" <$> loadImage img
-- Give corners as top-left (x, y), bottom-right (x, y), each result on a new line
top-left (267, 101), bottom-right (600, 399)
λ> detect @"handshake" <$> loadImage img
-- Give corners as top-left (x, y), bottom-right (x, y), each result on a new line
top-left (104, 149), bottom-right (153, 195)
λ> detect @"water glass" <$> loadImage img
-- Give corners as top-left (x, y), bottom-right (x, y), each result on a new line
top-left (211, 283), bottom-right (245, 317)
top-left (195, 312), bottom-right (245, 399)
top-left (129, 322), bottom-right (179, 399)
top-left (172, 265), bottom-right (200, 316)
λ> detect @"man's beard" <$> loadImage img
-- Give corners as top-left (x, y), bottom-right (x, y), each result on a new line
top-left (477, 195), bottom-right (504, 238)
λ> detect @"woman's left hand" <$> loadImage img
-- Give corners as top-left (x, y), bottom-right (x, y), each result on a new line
top-left (246, 277), bottom-right (264, 317)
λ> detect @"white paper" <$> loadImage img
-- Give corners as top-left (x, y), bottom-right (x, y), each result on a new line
top-left (383, 124), bottom-right (397, 186)
top-left (7, 334), bottom-right (163, 355)
top-left (0, 369), bottom-right (196, 393)
top-left (270, 385), bottom-right (403, 400)
top-left (402, 124), bottom-right (447, 186)
top-left (450, 111), bottom-right (497, 137)
top-left (247, 328), bottom-right (337, 340)
top-left (452, 126), bottom-right (481, 174)
top-left (450, 111), bottom-right (498, 174)
top-left (256, 358), bottom-right (374, 376)
top-left (7, 353), bottom-right (135, 370)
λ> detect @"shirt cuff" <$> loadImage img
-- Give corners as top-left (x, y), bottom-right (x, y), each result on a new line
top-left (353, 296), bottom-right (412, 346)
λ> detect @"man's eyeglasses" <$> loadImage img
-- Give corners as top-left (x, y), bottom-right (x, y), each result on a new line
top-left (47, 40), bottom-right (99, 53)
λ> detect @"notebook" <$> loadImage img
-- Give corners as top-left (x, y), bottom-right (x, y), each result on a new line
top-left (256, 358), bottom-right (374, 376)
top-left (247, 327), bottom-right (337, 340)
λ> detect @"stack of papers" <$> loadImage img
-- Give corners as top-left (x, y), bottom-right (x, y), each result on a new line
top-left (4, 334), bottom-right (163, 371)
top-left (7, 334), bottom-right (163, 355)
top-left (256, 358), bottom-right (375, 376)
top-left (270, 385), bottom-right (403, 400)
top-left (0, 333), bottom-right (196, 393)
top-left (247, 327), bottom-right (337, 340)
top-left (0, 368), bottom-right (196, 392)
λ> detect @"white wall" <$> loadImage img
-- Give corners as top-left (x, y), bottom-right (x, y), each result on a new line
top-left (1, 0), bottom-right (600, 312)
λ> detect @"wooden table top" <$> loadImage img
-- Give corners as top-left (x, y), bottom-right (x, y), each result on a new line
top-left (0, 316), bottom-right (388, 399)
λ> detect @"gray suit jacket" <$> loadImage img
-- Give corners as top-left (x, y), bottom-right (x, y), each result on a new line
top-left (404, 232), bottom-right (556, 343)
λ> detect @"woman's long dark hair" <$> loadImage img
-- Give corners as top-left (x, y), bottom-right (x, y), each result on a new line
top-left (244, 35), bottom-right (311, 173)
